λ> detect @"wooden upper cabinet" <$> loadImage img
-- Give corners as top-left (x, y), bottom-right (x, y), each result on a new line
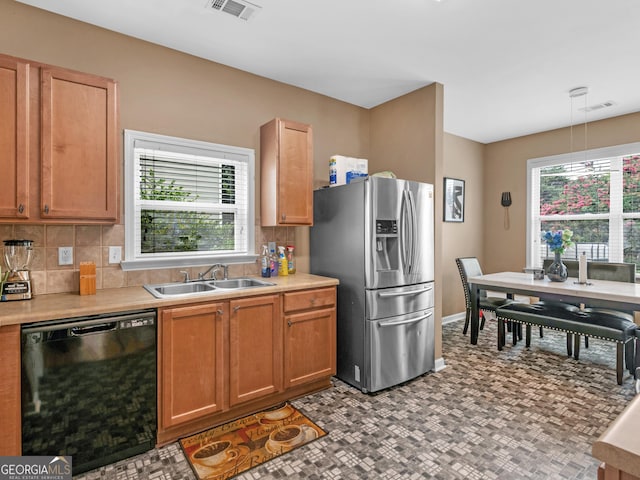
top-left (40, 66), bottom-right (119, 222)
top-left (0, 56), bottom-right (29, 219)
top-left (0, 53), bottom-right (119, 224)
top-left (260, 118), bottom-right (313, 226)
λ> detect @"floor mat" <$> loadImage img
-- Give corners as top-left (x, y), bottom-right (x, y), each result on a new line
top-left (179, 402), bottom-right (327, 480)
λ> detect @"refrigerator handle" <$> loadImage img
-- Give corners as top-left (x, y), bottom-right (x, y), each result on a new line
top-left (407, 189), bottom-right (417, 273)
top-left (377, 285), bottom-right (433, 297)
top-left (400, 190), bottom-right (410, 274)
top-left (378, 312), bottom-right (433, 327)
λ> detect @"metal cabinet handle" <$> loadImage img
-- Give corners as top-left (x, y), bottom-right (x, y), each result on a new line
top-left (233, 306), bottom-right (240, 313)
top-left (43, 204), bottom-right (49, 214)
top-left (217, 309), bottom-right (223, 316)
top-left (281, 213), bottom-right (286, 221)
top-left (287, 320), bottom-right (292, 327)
top-left (18, 204), bottom-right (24, 214)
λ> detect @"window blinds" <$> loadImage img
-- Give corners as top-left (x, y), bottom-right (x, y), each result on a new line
top-left (134, 147), bottom-right (249, 256)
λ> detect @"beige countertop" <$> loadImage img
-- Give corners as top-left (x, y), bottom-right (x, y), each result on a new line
top-left (0, 273), bottom-right (339, 327)
top-left (592, 395), bottom-right (640, 477)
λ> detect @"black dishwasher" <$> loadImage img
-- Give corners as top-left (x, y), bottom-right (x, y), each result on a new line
top-left (21, 309), bottom-right (157, 475)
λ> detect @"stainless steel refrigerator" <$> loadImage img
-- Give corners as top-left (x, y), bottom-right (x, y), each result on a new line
top-left (310, 176), bottom-right (435, 393)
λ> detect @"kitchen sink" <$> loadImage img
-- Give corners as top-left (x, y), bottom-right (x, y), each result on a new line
top-left (148, 282), bottom-right (216, 297)
top-left (212, 278), bottom-right (274, 289)
top-left (144, 277), bottom-right (275, 298)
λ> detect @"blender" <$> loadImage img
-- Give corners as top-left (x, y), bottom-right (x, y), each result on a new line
top-left (2, 239), bottom-right (34, 301)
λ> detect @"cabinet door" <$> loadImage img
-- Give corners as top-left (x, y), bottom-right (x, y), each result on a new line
top-left (0, 56), bottom-right (29, 219)
top-left (284, 307), bottom-right (336, 389)
top-left (40, 66), bottom-right (118, 221)
top-left (159, 303), bottom-right (227, 429)
top-left (0, 325), bottom-right (21, 455)
top-left (260, 118), bottom-right (313, 226)
top-left (229, 295), bottom-right (282, 406)
top-left (278, 119), bottom-right (313, 225)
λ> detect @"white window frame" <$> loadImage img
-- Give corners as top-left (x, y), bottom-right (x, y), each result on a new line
top-left (526, 142), bottom-right (640, 269)
top-left (121, 129), bottom-right (256, 271)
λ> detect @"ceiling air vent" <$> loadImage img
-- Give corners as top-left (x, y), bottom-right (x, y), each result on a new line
top-left (205, 0), bottom-right (262, 21)
top-left (580, 101), bottom-right (616, 113)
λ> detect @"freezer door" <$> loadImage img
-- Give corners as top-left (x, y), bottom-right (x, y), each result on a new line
top-left (366, 282), bottom-right (434, 321)
top-left (365, 177), bottom-right (434, 289)
top-left (365, 308), bottom-right (434, 393)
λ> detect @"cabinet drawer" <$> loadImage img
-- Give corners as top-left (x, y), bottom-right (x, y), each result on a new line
top-left (283, 287), bottom-right (335, 313)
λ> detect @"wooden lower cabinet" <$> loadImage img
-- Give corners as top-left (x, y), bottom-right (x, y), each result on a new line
top-left (158, 286), bottom-right (337, 444)
top-left (283, 288), bottom-right (337, 388)
top-left (158, 302), bottom-right (227, 434)
top-left (229, 295), bottom-right (282, 406)
top-left (598, 463), bottom-right (640, 480)
top-left (0, 324), bottom-right (21, 455)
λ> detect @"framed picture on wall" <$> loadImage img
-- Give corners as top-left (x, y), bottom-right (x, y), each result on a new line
top-left (443, 177), bottom-right (465, 222)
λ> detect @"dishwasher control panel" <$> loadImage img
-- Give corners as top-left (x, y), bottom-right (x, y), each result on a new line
top-left (120, 316), bottom-right (155, 329)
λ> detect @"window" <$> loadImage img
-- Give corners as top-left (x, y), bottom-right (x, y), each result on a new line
top-left (527, 142), bottom-right (640, 271)
top-left (122, 130), bottom-right (255, 271)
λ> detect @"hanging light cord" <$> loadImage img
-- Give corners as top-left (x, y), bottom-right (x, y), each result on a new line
top-left (569, 86), bottom-right (589, 164)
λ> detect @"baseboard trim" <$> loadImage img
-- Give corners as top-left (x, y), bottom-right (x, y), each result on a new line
top-left (442, 312), bottom-right (465, 325)
top-left (433, 357), bottom-right (446, 372)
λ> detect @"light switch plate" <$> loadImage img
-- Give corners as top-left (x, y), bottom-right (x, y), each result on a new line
top-left (108, 246), bottom-right (122, 264)
top-left (58, 247), bottom-right (73, 266)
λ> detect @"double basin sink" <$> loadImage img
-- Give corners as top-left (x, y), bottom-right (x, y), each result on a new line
top-left (144, 277), bottom-right (275, 299)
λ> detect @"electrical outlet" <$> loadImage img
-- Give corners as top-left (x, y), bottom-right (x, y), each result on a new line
top-left (268, 241), bottom-right (276, 253)
top-left (58, 246), bottom-right (73, 266)
top-left (108, 246), bottom-right (122, 264)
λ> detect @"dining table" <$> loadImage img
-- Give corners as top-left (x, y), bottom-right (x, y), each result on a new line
top-left (467, 271), bottom-right (640, 345)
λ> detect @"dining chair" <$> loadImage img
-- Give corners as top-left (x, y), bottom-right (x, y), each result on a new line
top-left (455, 257), bottom-right (514, 335)
top-left (542, 260), bottom-right (636, 351)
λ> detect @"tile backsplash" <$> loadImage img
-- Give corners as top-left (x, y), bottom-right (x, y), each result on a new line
top-left (0, 224), bottom-right (298, 296)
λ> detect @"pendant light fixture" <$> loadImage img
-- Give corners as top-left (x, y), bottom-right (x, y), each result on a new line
top-left (569, 86), bottom-right (589, 164)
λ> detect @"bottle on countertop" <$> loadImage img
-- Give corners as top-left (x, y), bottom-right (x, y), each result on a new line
top-left (278, 246), bottom-right (288, 276)
top-left (269, 246), bottom-right (278, 276)
top-left (260, 245), bottom-right (271, 278)
top-left (286, 245), bottom-right (296, 274)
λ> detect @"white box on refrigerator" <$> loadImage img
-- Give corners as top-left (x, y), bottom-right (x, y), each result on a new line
top-left (329, 155), bottom-right (368, 186)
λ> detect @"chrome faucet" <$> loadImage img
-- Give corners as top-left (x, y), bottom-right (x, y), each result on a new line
top-left (199, 263), bottom-right (228, 281)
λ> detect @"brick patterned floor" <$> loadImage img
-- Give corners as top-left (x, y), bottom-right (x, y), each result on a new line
top-left (75, 319), bottom-right (636, 480)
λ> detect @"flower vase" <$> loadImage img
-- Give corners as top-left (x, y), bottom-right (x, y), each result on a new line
top-left (547, 252), bottom-right (568, 282)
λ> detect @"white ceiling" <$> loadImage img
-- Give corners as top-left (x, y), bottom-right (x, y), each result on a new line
top-left (17, 0), bottom-right (640, 143)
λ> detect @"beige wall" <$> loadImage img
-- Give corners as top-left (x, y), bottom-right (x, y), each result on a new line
top-left (442, 133), bottom-right (485, 317)
top-left (483, 111), bottom-right (640, 273)
top-left (369, 84), bottom-right (441, 185)
top-left (0, 0), bottom-right (370, 293)
top-left (0, 1), bottom-right (453, 343)
top-left (370, 83), bottom-right (445, 359)
top-left (12, 0), bottom-right (635, 350)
